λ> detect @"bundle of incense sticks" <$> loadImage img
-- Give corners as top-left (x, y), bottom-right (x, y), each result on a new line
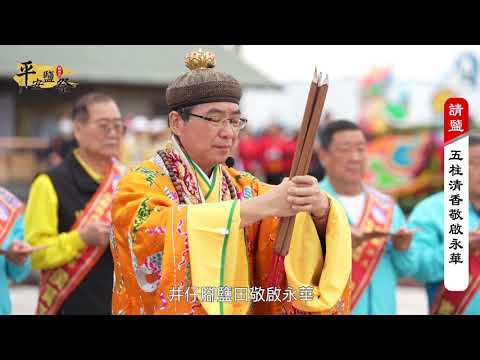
top-left (267, 69), bottom-right (329, 287)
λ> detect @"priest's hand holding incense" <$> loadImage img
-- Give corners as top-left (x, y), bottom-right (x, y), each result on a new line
top-left (240, 178), bottom-right (297, 228)
top-left (240, 176), bottom-right (330, 228)
top-left (287, 175), bottom-right (329, 220)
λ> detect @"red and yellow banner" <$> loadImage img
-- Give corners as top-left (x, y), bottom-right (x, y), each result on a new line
top-left (351, 191), bottom-right (394, 308)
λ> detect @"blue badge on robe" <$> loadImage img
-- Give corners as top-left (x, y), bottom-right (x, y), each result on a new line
top-left (243, 186), bottom-right (253, 199)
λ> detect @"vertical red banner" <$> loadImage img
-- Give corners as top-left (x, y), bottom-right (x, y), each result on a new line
top-left (444, 98), bottom-right (469, 144)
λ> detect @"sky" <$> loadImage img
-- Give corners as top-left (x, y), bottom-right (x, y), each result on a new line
top-left (237, 45), bottom-right (480, 84)
top-left (226, 45), bottom-right (480, 130)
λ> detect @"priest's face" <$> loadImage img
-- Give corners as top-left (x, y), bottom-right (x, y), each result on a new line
top-left (169, 102), bottom-right (241, 173)
top-left (470, 144), bottom-right (480, 198)
top-left (321, 129), bottom-right (367, 186)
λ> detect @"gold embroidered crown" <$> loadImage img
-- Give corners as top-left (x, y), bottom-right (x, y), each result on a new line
top-left (184, 48), bottom-right (216, 70)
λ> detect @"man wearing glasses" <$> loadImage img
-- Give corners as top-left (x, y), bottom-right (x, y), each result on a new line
top-left (25, 93), bottom-right (126, 314)
top-left (110, 49), bottom-right (352, 315)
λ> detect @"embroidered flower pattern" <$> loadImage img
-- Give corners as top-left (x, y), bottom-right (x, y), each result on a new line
top-left (163, 186), bottom-right (179, 203)
top-left (164, 149), bottom-right (201, 202)
top-left (144, 226), bottom-right (167, 236)
top-left (133, 167), bottom-right (158, 187)
top-left (133, 197), bottom-right (152, 233)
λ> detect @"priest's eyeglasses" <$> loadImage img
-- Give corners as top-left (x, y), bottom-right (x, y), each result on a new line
top-left (182, 111), bottom-right (248, 131)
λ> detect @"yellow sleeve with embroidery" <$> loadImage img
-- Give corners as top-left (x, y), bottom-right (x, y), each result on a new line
top-left (251, 178), bottom-right (352, 315)
top-left (284, 196), bottom-right (352, 314)
top-left (25, 174), bottom-right (86, 270)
